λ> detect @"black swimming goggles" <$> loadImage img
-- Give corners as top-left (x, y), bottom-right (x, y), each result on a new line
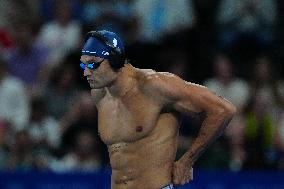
top-left (80, 59), bottom-right (104, 70)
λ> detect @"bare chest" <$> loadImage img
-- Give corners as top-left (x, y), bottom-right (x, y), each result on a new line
top-left (97, 92), bottom-right (161, 145)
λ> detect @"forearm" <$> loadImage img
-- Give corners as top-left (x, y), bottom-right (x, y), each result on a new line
top-left (182, 108), bottom-right (235, 165)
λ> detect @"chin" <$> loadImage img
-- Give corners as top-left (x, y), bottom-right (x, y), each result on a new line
top-left (90, 83), bottom-right (106, 89)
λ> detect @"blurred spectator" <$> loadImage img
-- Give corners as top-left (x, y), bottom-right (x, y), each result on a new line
top-left (37, 0), bottom-right (82, 65)
top-left (204, 54), bottom-right (249, 171)
top-left (0, 120), bottom-right (10, 170)
top-left (247, 56), bottom-right (284, 170)
top-left (59, 91), bottom-right (98, 148)
top-left (7, 130), bottom-right (33, 171)
top-left (0, 29), bottom-right (14, 63)
top-left (59, 91), bottom-right (108, 164)
top-left (39, 0), bottom-right (82, 23)
top-left (277, 113), bottom-right (284, 169)
top-left (204, 54), bottom-right (249, 112)
top-left (0, 0), bottom-right (14, 56)
top-left (0, 0), bottom-right (12, 28)
top-left (27, 97), bottom-right (61, 150)
top-left (132, 0), bottom-right (195, 42)
top-left (42, 62), bottom-right (79, 120)
top-left (50, 129), bottom-right (101, 172)
top-left (217, 0), bottom-right (277, 51)
top-left (242, 93), bottom-right (278, 170)
top-left (156, 47), bottom-right (190, 80)
top-left (0, 57), bottom-right (29, 131)
top-left (6, 0), bottom-right (41, 38)
top-left (249, 56), bottom-right (284, 122)
top-left (7, 22), bottom-right (49, 93)
top-left (82, 0), bottom-right (137, 42)
top-left (241, 56), bottom-right (284, 170)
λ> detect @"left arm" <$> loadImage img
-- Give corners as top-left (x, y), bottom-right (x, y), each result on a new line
top-left (171, 81), bottom-right (236, 185)
top-left (145, 73), bottom-right (236, 185)
top-left (174, 86), bottom-right (235, 167)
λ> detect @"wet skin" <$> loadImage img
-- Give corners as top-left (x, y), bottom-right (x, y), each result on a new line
top-left (80, 55), bottom-right (236, 189)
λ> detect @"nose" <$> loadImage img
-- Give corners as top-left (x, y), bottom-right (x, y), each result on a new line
top-left (83, 67), bottom-right (92, 77)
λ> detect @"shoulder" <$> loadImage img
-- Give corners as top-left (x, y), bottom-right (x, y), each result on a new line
top-left (138, 69), bottom-right (203, 92)
top-left (136, 69), bottom-right (206, 102)
top-left (137, 69), bottom-right (176, 91)
top-left (137, 69), bottom-right (179, 84)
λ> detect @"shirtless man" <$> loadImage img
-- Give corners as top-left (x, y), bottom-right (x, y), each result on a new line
top-left (80, 30), bottom-right (236, 189)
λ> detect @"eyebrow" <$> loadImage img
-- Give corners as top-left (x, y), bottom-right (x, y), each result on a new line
top-left (80, 59), bottom-right (91, 64)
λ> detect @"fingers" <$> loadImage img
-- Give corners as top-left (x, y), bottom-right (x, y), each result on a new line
top-left (173, 163), bottom-right (182, 184)
top-left (173, 166), bottom-right (193, 185)
top-left (173, 177), bottom-right (191, 185)
top-left (189, 167), bottom-right (193, 181)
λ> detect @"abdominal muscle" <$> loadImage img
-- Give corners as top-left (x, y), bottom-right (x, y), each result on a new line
top-left (109, 122), bottom-right (178, 189)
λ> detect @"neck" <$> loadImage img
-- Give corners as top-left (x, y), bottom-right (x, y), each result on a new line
top-left (107, 64), bottom-right (136, 97)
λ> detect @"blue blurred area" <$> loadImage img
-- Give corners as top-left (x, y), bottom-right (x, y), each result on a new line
top-left (0, 171), bottom-right (284, 189)
top-left (0, 170), bottom-right (110, 189)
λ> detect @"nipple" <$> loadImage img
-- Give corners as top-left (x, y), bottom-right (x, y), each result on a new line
top-left (136, 126), bottom-right (143, 132)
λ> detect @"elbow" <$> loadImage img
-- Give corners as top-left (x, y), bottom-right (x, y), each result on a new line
top-left (228, 103), bottom-right (237, 116)
top-left (220, 102), bottom-right (237, 119)
top-left (211, 100), bottom-right (236, 120)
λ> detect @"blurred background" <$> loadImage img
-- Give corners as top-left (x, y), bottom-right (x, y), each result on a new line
top-left (0, 0), bottom-right (284, 188)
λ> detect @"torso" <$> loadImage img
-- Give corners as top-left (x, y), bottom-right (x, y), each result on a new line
top-left (92, 69), bottom-right (180, 189)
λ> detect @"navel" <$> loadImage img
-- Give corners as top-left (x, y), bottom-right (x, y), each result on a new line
top-left (136, 126), bottom-right (143, 132)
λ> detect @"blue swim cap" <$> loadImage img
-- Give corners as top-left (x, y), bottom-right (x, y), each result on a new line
top-left (81, 30), bottom-right (125, 59)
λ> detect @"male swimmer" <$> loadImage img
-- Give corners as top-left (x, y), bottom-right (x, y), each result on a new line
top-left (80, 30), bottom-right (236, 189)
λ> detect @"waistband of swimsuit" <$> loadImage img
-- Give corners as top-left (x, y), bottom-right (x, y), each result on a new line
top-left (161, 183), bottom-right (174, 189)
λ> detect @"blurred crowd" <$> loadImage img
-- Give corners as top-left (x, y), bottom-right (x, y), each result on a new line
top-left (0, 0), bottom-right (284, 173)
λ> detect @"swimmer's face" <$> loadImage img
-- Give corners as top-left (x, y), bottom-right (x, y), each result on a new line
top-left (80, 55), bottom-right (117, 89)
